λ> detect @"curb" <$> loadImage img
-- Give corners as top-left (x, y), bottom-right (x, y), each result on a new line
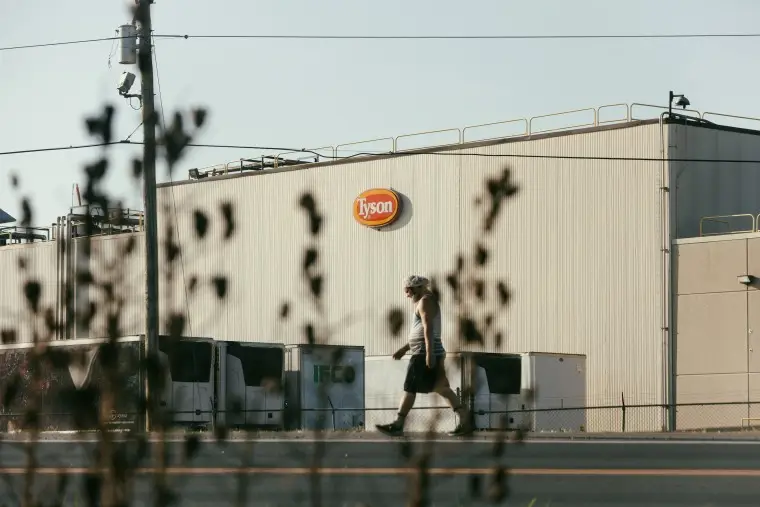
top-left (5, 429), bottom-right (760, 443)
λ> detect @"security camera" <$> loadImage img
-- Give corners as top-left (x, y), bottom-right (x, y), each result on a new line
top-left (118, 72), bottom-right (136, 96)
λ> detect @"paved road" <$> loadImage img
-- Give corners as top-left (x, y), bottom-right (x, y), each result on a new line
top-left (2, 436), bottom-right (760, 505)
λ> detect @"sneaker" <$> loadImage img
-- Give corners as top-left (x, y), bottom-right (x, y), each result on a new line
top-left (376, 422), bottom-right (404, 437)
top-left (448, 421), bottom-right (474, 437)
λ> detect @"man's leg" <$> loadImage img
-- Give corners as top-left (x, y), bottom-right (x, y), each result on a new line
top-left (375, 391), bottom-right (416, 436)
top-left (376, 357), bottom-right (421, 437)
top-left (395, 391), bottom-right (416, 425)
top-left (433, 361), bottom-right (473, 436)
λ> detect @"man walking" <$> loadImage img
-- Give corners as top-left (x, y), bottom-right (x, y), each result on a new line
top-left (376, 275), bottom-right (473, 437)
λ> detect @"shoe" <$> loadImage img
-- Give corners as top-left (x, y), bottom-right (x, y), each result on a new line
top-left (376, 422), bottom-right (404, 437)
top-left (448, 421), bottom-right (474, 437)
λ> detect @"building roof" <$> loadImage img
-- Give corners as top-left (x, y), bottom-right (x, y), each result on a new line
top-left (160, 101), bottom-right (760, 189)
top-left (0, 209), bottom-right (15, 225)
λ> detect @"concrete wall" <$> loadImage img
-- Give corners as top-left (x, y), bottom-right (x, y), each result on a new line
top-left (673, 233), bottom-right (760, 430)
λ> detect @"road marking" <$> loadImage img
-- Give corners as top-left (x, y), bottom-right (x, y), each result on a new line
top-left (1, 467), bottom-right (760, 477)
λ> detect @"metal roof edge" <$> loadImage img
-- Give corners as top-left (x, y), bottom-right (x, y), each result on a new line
top-left (673, 232), bottom-right (760, 245)
top-left (157, 115), bottom-right (760, 190)
top-left (157, 118), bottom-right (663, 189)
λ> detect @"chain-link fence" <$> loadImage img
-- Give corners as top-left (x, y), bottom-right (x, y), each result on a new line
top-left (376, 399), bottom-right (760, 434)
top-left (4, 400), bottom-right (760, 435)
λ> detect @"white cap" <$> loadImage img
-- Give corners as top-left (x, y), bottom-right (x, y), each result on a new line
top-left (403, 275), bottom-right (430, 289)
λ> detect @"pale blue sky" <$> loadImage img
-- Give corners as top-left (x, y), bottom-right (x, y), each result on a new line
top-left (1, 0), bottom-right (758, 227)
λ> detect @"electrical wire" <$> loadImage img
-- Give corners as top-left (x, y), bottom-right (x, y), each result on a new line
top-left (124, 122), bottom-right (144, 141)
top-left (3, 31), bottom-right (760, 52)
top-left (4, 139), bottom-right (760, 165)
top-left (0, 142), bottom-right (120, 156)
top-left (153, 32), bottom-right (760, 41)
top-left (153, 35), bottom-right (195, 337)
top-left (0, 36), bottom-right (123, 51)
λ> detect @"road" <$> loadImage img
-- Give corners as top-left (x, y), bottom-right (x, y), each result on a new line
top-left (1, 434), bottom-right (760, 505)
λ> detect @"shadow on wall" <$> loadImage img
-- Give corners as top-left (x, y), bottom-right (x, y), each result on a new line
top-left (371, 190), bottom-right (413, 232)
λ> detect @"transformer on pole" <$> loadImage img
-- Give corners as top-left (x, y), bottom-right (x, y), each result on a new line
top-left (118, 24), bottom-right (138, 65)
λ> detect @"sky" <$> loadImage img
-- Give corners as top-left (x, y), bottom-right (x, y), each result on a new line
top-left (1, 0), bottom-right (759, 227)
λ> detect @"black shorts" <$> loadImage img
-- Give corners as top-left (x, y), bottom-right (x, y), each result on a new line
top-left (403, 354), bottom-right (447, 394)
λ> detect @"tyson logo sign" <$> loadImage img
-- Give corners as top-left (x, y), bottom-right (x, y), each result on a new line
top-left (353, 188), bottom-right (402, 228)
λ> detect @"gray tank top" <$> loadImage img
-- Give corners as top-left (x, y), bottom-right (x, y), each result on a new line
top-left (408, 295), bottom-right (446, 356)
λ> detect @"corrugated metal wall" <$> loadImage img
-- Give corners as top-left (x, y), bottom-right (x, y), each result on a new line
top-left (5, 120), bottom-right (758, 432)
top-left (457, 124), bottom-right (666, 412)
top-left (156, 121), bottom-right (667, 418)
top-left (0, 234), bottom-right (146, 343)
top-left (0, 241), bottom-right (58, 343)
top-left (76, 234), bottom-right (146, 339)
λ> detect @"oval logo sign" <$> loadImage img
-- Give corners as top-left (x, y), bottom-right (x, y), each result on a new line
top-left (353, 188), bottom-right (401, 228)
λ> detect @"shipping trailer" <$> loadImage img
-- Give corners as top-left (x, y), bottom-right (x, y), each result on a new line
top-left (284, 344), bottom-right (365, 431)
top-left (365, 351), bottom-right (587, 433)
top-left (155, 335), bottom-right (216, 429)
top-left (215, 341), bottom-right (286, 429)
top-left (0, 336), bottom-right (144, 432)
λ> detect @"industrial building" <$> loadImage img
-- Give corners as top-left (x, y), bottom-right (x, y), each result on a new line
top-left (1, 101), bottom-right (760, 433)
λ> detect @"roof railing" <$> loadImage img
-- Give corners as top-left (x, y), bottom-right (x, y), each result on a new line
top-left (699, 214), bottom-right (758, 237)
top-left (0, 226), bottom-right (50, 245)
top-left (188, 101), bottom-right (760, 179)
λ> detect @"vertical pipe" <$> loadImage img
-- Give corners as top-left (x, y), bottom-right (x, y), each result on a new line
top-left (65, 214), bottom-right (73, 339)
top-left (660, 113), bottom-right (675, 432)
top-left (55, 217), bottom-right (61, 340)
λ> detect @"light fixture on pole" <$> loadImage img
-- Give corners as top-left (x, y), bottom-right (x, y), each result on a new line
top-left (668, 91), bottom-right (690, 116)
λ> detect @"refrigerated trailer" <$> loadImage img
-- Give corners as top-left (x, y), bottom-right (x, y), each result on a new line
top-left (155, 335), bottom-right (216, 428)
top-left (365, 351), bottom-right (587, 433)
top-left (0, 334), bottom-right (302, 433)
top-left (284, 344), bottom-right (365, 431)
top-left (0, 336), bottom-right (144, 432)
top-left (517, 352), bottom-right (587, 432)
top-left (215, 341), bottom-right (286, 429)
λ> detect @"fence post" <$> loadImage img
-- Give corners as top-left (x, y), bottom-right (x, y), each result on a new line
top-left (621, 392), bottom-right (626, 433)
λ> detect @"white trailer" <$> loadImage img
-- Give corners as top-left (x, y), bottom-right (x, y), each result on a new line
top-left (284, 344), bottom-right (365, 431)
top-left (472, 352), bottom-right (587, 432)
top-left (519, 352), bottom-right (587, 432)
top-left (0, 336), bottom-right (144, 432)
top-left (215, 341), bottom-right (285, 429)
top-left (155, 335), bottom-right (216, 428)
top-left (365, 351), bottom-right (587, 433)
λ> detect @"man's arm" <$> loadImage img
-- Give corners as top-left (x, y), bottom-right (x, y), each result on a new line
top-left (419, 297), bottom-right (437, 367)
top-left (393, 343), bottom-right (410, 359)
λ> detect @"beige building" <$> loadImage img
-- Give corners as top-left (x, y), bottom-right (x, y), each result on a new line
top-left (674, 232), bottom-right (760, 430)
top-left (2, 102), bottom-right (760, 432)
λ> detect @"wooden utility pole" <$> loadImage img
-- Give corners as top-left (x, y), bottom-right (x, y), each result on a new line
top-left (137, 0), bottom-right (159, 432)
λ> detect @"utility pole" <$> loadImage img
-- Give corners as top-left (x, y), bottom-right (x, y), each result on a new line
top-left (136, 0), bottom-right (159, 432)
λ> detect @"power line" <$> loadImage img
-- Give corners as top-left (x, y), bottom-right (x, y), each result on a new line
top-left (152, 33), bottom-right (194, 337)
top-left (0, 36), bottom-right (122, 51)
top-left (0, 142), bottom-right (119, 156)
top-left (0, 141), bottom-right (320, 157)
top-left (4, 139), bottom-right (760, 165)
top-left (154, 32), bottom-right (760, 41)
top-left (3, 31), bottom-right (760, 52)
